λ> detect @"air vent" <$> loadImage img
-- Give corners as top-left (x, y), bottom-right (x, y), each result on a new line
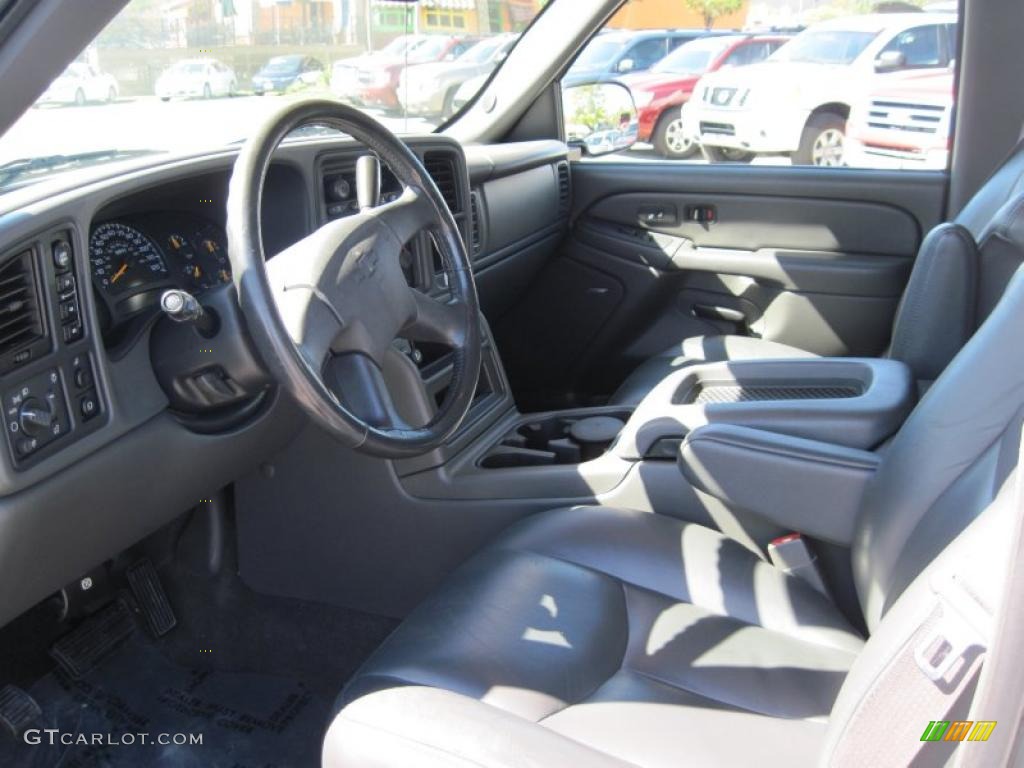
top-left (423, 152), bottom-right (461, 213)
top-left (469, 190), bottom-right (483, 256)
top-left (556, 162), bottom-right (571, 215)
top-left (0, 251), bottom-right (45, 369)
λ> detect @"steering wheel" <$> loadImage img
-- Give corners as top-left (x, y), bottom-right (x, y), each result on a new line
top-left (226, 100), bottom-right (481, 458)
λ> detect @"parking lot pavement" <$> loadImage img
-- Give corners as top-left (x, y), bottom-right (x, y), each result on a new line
top-left (0, 93), bottom-right (438, 165)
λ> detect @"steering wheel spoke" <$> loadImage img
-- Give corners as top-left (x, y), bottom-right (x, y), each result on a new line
top-left (375, 185), bottom-right (435, 245)
top-left (403, 289), bottom-right (467, 346)
top-left (323, 353), bottom-right (403, 430)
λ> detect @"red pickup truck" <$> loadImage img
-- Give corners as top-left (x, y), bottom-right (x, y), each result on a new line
top-left (618, 34), bottom-right (788, 158)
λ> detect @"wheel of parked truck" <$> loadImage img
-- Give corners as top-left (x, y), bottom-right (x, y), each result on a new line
top-left (107, 86), bottom-right (117, 103)
top-left (700, 145), bottom-right (753, 163)
top-left (652, 107), bottom-right (697, 159)
top-left (74, 88), bottom-right (86, 107)
top-left (227, 99), bottom-right (482, 458)
top-left (203, 83), bottom-right (212, 99)
top-left (795, 111), bottom-right (846, 167)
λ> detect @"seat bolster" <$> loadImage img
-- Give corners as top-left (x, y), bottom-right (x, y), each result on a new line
top-left (323, 686), bottom-right (636, 768)
top-left (610, 335), bottom-right (815, 406)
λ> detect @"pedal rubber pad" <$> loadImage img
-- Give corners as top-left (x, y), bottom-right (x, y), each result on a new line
top-left (50, 598), bottom-right (134, 679)
top-left (0, 684), bottom-right (41, 737)
top-left (126, 559), bottom-right (177, 638)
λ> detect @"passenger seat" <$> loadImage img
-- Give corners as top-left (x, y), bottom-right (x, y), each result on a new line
top-left (611, 142), bottom-right (1024, 405)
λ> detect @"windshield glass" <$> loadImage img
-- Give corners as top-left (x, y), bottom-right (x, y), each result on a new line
top-left (0, 0), bottom-right (544, 192)
top-left (770, 29), bottom-right (878, 65)
top-left (652, 38), bottom-right (733, 74)
top-left (571, 38), bottom-right (620, 71)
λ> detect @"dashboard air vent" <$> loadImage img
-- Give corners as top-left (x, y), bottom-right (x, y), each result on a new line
top-left (556, 162), bottom-right (571, 215)
top-left (0, 251), bottom-right (45, 368)
top-left (469, 190), bottom-right (483, 256)
top-left (423, 152), bottom-right (461, 214)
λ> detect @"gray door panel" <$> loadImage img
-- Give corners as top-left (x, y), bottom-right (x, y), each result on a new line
top-left (550, 163), bottom-right (946, 401)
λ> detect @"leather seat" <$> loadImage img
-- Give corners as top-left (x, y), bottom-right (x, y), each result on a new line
top-left (325, 237), bottom-right (1024, 764)
top-left (611, 142), bottom-right (1024, 406)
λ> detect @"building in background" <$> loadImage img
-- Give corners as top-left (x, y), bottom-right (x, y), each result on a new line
top-left (606, 0), bottom-right (749, 31)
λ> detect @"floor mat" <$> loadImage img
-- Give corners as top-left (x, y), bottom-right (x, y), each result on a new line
top-left (0, 632), bottom-right (328, 768)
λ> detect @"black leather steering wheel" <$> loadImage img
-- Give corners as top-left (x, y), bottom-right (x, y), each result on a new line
top-left (226, 100), bottom-right (481, 458)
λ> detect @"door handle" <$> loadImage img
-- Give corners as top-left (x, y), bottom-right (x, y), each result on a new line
top-left (691, 304), bottom-right (746, 325)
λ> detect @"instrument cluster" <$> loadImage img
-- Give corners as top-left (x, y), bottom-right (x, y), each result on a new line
top-left (88, 214), bottom-right (232, 333)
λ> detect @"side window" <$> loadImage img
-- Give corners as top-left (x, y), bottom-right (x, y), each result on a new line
top-left (879, 25), bottom-right (944, 69)
top-left (623, 38), bottom-right (666, 73)
top-left (563, 0), bottom-right (959, 171)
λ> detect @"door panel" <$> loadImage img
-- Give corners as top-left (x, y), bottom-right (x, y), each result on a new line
top-left (494, 163), bottom-right (946, 409)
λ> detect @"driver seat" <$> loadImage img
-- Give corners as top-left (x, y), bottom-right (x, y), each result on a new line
top-left (322, 239), bottom-right (1024, 766)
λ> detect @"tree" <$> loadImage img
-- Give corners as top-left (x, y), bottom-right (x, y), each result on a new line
top-left (683, 0), bottom-right (743, 30)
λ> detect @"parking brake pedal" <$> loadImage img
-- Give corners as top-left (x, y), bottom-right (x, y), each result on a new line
top-left (50, 599), bottom-right (134, 679)
top-left (0, 685), bottom-right (41, 737)
top-left (126, 559), bottom-right (177, 637)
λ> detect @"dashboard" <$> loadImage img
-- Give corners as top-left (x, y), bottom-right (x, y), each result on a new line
top-left (0, 134), bottom-right (570, 632)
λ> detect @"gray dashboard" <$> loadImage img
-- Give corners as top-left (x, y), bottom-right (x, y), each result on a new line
top-left (0, 134), bottom-right (569, 628)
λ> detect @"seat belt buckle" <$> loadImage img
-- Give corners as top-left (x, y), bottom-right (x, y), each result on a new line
top-left (914, 570), bottom-right (992, 683)
top-left (767, 533), bottom-right (829, 596)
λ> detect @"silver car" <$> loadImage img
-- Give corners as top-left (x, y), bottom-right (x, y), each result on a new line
top-left (399, 35), bottom-right (518, 118)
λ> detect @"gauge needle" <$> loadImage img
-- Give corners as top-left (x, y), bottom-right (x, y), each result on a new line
top-left (111, 263), bottom-right (128, 283)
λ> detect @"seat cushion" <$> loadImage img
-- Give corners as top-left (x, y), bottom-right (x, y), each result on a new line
top-left (610, 335), bottom-right (818, 406)
top-left (326, 507), bottom-right (863, 767)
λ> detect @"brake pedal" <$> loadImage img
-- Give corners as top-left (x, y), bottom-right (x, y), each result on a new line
top-left (126, 559), bottom-right (176, 637)
top-left (0, 684), bottom-right (41, 737)
top-left (50, 598), bottom-right (134, 679)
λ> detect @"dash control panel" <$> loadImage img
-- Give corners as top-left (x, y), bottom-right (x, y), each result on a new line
top-left (0, 230), bottom-right (106, 469)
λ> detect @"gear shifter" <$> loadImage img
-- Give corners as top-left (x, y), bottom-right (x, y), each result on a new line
top-left (356, 154), bottom-right (381, 211)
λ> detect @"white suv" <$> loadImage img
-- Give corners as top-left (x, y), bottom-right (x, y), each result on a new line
top-left (682, 12), bottom-right (957, 165)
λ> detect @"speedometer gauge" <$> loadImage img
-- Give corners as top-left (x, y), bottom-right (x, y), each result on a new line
top-left (90, 222), bottom-right (168, 296)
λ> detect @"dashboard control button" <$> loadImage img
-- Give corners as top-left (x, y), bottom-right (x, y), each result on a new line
top-left (63, 323), bottom-right (83, 344)
top-left (73, 366), bottom-right (92, 389)
top-left (56, 273), bottom-right (75, 294)
top-left (79, 392), bottom-right (99, 421)
top-left (19, 397), bottom-right (54, 437)
top-left (16, 437), bottom-right (38, 456)
top-left (59, 299), bottom-right (78, 323)
top-left (52, 240), bottom-right (72, 272)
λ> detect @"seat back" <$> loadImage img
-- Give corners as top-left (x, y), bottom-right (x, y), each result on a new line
top-left (887, 141), bottom-right (1024, 385)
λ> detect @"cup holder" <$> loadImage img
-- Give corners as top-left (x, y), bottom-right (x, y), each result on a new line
top-left (479, 411), bottom-right (631, 469)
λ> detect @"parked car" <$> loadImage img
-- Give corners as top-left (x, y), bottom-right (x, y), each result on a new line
top-left (251, 55), bottom-right (325, 95)
top-left (845, 68), bottom-right (954, 170)
top-left (355, 35), bottom-right (478, 111)
top-left (399, 34), bottom-right (519, 118)
top-left (36, 62), bottom-right (118, 106)
top-left (563, 29), bottom-right (730, 88)
top-left (451, 70), bottom-right (489, 113)
top-left (155, 58), bottom-right (237, 101)
top-left (683, 12), bottom-right (957, 164)
top-left (331, 34), bottom-right (430, 102)
top-left (619, 34), bottom-right (788, 158)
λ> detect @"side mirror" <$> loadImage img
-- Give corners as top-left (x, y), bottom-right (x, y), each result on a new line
top-left (874, 50), bottom-right (907, 73)
top-left (562, 81), bottom-right (639, 157)
top-left (617, 58), bottom-right (635, 73)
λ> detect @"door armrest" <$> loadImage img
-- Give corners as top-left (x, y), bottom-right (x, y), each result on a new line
top-left (679, 423), bottom-right (880, 545)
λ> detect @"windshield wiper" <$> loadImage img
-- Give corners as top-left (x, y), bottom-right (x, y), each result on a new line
top-left (0, 148), bottom-right (161, 189)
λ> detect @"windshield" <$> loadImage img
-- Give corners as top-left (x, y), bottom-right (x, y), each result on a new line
top-left (770, 30), bottom-right (878, 65)
top-left (652, 38), bottom-right (733, 74)
top-left (572, 39), bottom-right (621, 71)
top-left (0, 0), bottom-right (544, 192)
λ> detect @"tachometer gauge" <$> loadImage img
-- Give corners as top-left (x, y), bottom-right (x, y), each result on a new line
top-left (90, 222), bottom-right (168, 296)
